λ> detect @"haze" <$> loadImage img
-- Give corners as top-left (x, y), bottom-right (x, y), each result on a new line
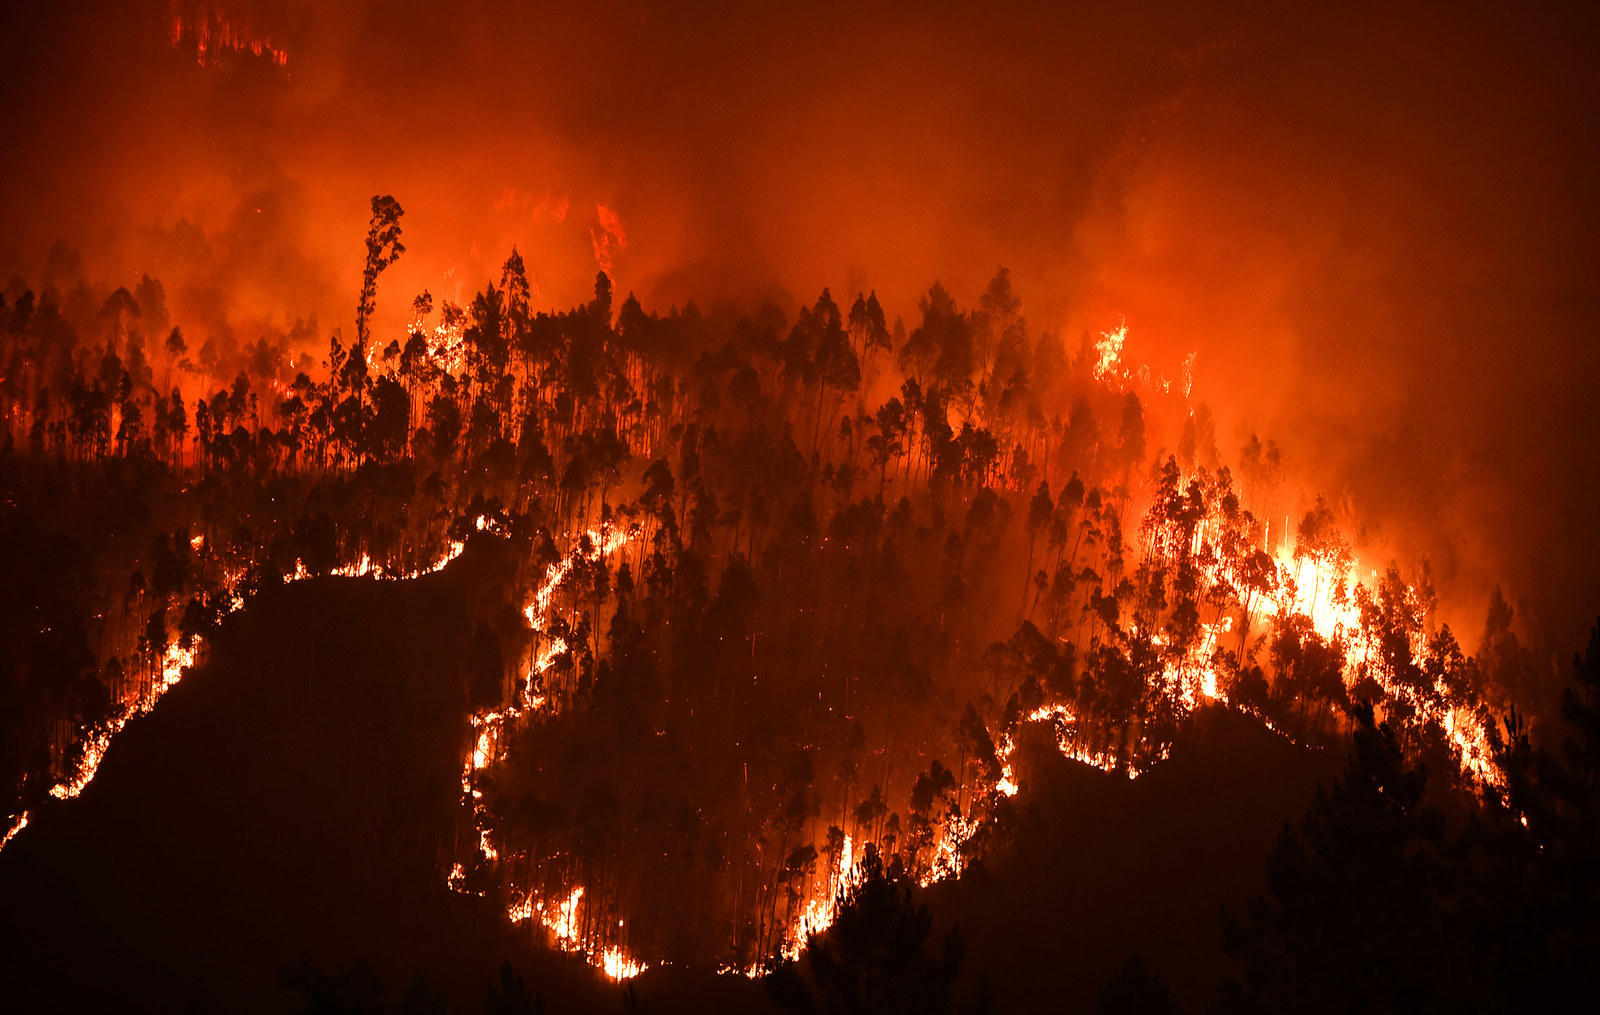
top-left (1, 0), bottom-right (1595, 651)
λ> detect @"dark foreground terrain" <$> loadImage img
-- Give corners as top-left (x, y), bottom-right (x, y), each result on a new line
top-left (0, 548), bottom-right (1332, 1013)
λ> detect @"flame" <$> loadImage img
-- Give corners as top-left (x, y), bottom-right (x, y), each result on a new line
top-left (7, 301), bottom-right (1512, 986)
top-left (591, 203), bottom-right (628, 275)
top-left (9, 527), bottom-right (475, 853)
top-left (524, 526), bottom-right (632, 626)
top-left (453, 524), bottom-right (648, 981)
top-left (49, 640), bottom-right (197, 801)
top-left (1024, 704), bottom-right (1144, 778)
top-left (1093, 319), bottom-right (1128, 383)
top-left (719, 833), bottom-right (872, 978)
top-left (600, 946), bottom-right (649, 981)
top-left (504, 886), bottom-right (650, 979)
top-left (1260, 538), bottom-right (1499, 787)
top-left (168, 1), bottom-right (289, 69)
top-left (1, 812), bottom-right (28, 850)
top-left (713, 441), bottom-right (1505, 980)
top-left (1115, 448), bottom-right (1503, 790)
top-left (995, 744), bottom-right (1020, 797)
top-left (435, 404), bottom-right (1497, 980)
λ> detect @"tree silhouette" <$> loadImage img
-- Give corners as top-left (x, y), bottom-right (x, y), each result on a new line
top-left (356, 196), bottom-right (406, 350)
top-left (483, 960), bottom-right (544, 1015)
top-left (1218, 708), bottom-right (1459, 1014)
top-left (1097, 953), bottom-right (1185, 1015)
top-left (766, 844), bottom-right (987, 1015)
top-left (278, 955), bottom-right (449, 1015)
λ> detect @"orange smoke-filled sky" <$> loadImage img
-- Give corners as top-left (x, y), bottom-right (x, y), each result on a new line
top-left (1, 0), bottom-right (1597, 649)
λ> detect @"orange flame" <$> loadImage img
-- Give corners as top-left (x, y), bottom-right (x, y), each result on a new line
top-left (591, 203), bottom-right (628, 275)
top-left (168, 1), bottom-right (289, 69)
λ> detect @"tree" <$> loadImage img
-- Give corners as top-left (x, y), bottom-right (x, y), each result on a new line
top-left (501, 250), bottom-right (532, 354)
top-left (975, 267), bottom-right (1021, 386)
top-left (277, 955), bottom-right (448, 1015)
top-left (483, 960), bottom-right (544, 1015)
top-left (1217, 711), bottom-right (1458, 1014)
top-left (369, 375), bottom-right (411, 461)
top-left (809, 289), bottom-right (861, 458)
top-left (867, 398), bottom-right (908, 493)
top-left (162, 326), bottom-right (186, 391)
top-left (1024, 480), bottom-right (1053, 614)
top-left (278, 955), bottom-right (386, 1014)
top-left (134, 273), bottom-right (169, 341)
top-left (592, 270), bottom-right (614, 325)
top-left (1098, 953), bottom-right (1185, 1015)
top-left (896, 283), bottom-right (962, 391)
top-left (1293, 496), bottom-right (1353, 619)
top-left (1116, 392), bottom-right (1145, 475)
top-left (848, 291), bottom-right (892, 383)
top-left (356, 195), bottom-right (406, 349)
top-left (426, 393), bottom-right (462, 459)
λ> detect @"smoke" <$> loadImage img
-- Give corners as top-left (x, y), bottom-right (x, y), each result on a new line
top-left (1057, 4), bottom-right (1600, 652)
top-left (2, 0), bottom-right (1596, 650)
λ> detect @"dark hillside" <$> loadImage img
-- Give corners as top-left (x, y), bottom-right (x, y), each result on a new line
top-left (0, 556), bottom-right (765, 1012)
top-left (931, 706), bottom-right (1339, 1012)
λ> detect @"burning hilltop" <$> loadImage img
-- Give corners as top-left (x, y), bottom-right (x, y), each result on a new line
top-left (0, 195), bottom-right (1571, 991)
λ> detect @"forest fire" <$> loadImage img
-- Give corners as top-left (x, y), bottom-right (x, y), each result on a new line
top-left (2, 3), bottom-right (1598, 1009)
top-left (506, 886), bottom-right (650, 981)
top-left (0, 236), bottom-right (1522, 976)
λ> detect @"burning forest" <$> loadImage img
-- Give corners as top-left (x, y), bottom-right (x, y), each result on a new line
top-left (2, 2), bottom-right (1599, 1013)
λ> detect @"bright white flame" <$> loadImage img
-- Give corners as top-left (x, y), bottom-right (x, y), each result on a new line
top-left (1093, 320), bottom-right (1128, 383)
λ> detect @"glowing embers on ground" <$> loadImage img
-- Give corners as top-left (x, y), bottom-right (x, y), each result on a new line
top-left (49, 640), bottom-right (197, 802)
top-left (1020, 704), bottom-right (1149, 779)
top-left (319, 523), bottom-right (475, 582)
top-left (454, 524), bottom-right (649, 981)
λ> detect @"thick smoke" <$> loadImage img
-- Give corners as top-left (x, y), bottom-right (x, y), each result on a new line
top-left (1, 0), bottom-right (1596, 653)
